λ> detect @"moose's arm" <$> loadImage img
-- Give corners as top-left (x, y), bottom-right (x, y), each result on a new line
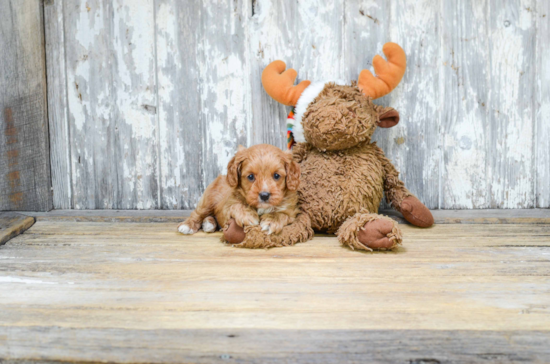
top-left (373, 145), bottom-right (434, 228)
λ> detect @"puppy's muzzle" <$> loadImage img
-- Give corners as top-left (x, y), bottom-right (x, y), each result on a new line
top-left (259, 192), bottom-right (271, 202)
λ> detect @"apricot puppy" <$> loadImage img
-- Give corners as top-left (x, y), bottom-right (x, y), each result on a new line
top-left (178, 144), bottom-right (301, 237)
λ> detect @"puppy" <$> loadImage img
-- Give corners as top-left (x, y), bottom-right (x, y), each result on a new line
top-left (178, 144), bottom-right (301, 236)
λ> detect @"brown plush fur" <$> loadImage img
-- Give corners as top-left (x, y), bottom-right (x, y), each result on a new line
top-left (281, 83), bottom-right (432, 250)
top-left (302, 83), bottom-right (380, 151)
top-left (178, 144), bottom-right (301, 237)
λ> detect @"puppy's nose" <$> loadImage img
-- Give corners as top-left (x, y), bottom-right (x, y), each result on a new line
top-left (259, 192), bottom-right (270, 202)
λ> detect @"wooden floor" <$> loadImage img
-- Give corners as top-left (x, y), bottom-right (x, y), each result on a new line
top-left (1, 220), bottom-right (550, 363)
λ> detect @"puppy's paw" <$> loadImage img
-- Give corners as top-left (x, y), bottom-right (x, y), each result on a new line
top-left (177, 223), bottom-right (196, 235)
top-left (234, 213), bottom-right (259, 227)
top-left (202, 217), bottom-right (217, 233)
top-left (260, 218), bottom-right (284, 235)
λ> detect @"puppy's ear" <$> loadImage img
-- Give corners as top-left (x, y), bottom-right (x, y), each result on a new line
top-left (284, 153), bottom-right (301, 191)
top-left (227, 154), bottom-right (242, 188)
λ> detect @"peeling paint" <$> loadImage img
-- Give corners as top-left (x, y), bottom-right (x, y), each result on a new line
top-left (47, 0), bottom-right (550, 210)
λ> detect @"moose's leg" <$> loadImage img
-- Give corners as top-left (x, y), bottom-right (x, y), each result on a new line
top-left (222, 213), bottom-right (313, 249)
top-left (374, 146), bottom-right (434, 228)
top-left (337, 212), bottom-right (402, 251)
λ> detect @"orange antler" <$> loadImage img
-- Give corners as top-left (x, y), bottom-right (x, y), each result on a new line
top-left (358, 42), bottom-right (406, 99)
top-left (261, 61), bottom-right (311, 106)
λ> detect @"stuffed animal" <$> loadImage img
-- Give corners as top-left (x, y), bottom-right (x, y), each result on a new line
top-left (224, 42), bottom-right (433, 250)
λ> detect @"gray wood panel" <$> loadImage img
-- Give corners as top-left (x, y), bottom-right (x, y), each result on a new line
top-left (60, 0), bottom-right (160, 209)
top-left (2, 327), bottom-right (549, 363)
top-left (45, 0), bottom-right (72, 209)
top-left (44, 0), bottom-right (550, 210)
top-left (156, 0), bottom-right (203, 209)
top-left (487, 0), bottom-right (536, 208)
top-left (440, 0), bottom-right (491, 209)
top-left (63, 0), bottom-right (118, 209)
top-left (0, 0), bottom-right (52, 211)
top-left (536, 0), bottom-right (550, 208)
top-left (248, 0), bottom-right (298, 148)
top-left (196, 0), bottom-right (251, 187)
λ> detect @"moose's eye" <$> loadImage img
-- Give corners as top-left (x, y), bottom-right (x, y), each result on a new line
top-left (247, 174), bottom-right (255, 182)
top-left (273, 173), bottom-right (280, 180)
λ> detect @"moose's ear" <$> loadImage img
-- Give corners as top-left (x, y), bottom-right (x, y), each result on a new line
top-left (378, 109), bottom-right (400, 128)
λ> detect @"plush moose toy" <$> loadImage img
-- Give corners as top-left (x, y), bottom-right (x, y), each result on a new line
top-left (224, 42), bottom-right (433, 250)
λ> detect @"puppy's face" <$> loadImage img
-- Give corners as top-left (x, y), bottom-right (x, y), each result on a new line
top-left (227, 144), bottom-right (300, 209)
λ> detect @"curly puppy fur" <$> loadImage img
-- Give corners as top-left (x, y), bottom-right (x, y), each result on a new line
top-left (178, 144), bottom-right (301, 237)
top-left (221, 212), bottom-right (314, 249)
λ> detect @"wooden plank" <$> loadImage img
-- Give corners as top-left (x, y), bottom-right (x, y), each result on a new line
top-left (247, 0), bottom-right (298, 148)
top-left (43, 0), bottom-right (549, 211)
top-left (64, 0), bottom-right (118, 209)
top-left (487, 0), bottom-right (536, 208)
top-left (536, 0), bottom-right (550, 207)
top-left (1, 327), bottom-right (548, 364)
top-left (197, 0), bottom-right (251, 187)
top-left (112, 0), bottom-right (159, 209)
top-left (0, 0), bottom-right (52, 211)
top-left (440, 0), bottom-right (490, 209)
top-left (64, 0), bottom-right (159, 209)
top-left (156, 0), bottom-right (204, 209)
top-left (294, 1), bottom-right (346, 83)
top-left (0, 212), bottom-right (35, 245)
top-left (0, 221), bottom-right (550, 362)
top-left (44, 0), bottom-right (72, 209)
top-left (11, 209), bottom-right (550, 224)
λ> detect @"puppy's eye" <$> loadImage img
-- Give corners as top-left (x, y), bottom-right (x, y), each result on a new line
top-left (273, 173), bottom-right (280, 180)
top-left (247, 174), bottom-right (255, 182)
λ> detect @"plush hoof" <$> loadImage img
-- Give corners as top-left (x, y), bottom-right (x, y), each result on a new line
top-left (400, 196), bottom-right (434, 228)
top-left (223, 219), bottom-right (246, 245)
top-left (358, 219), bottom-right (398, 249)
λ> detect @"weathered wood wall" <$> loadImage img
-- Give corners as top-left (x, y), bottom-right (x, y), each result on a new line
top-left (44, 0), bottom-right (550, 210)
top-left (0, 0), bottom-right (52, 211)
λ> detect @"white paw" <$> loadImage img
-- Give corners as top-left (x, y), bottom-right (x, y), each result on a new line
top-left (202, 219), bottom-right (217, 233)
top-left (178, 224), bottom-right (195, 235)
top-left (260, 221), bottom-right (273, 235)
top-left (237, 215), bottom-right (259, 227)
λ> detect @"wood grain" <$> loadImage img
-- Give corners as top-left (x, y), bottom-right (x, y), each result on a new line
top-left (248, 0), bottom-right (298, 148)
top-left (44, 0), bottom-right (550, 210)
top-left (0, 212), bottom-right (35, 245)
top-left (487, 0), bottom-right (536, 208)
top-left (44, 0), bottom-right (72, 209)
top-left (156, 0), bottom-right (204, 209)
top-left (63, 0), bottom-right (118, 209)
top-left (14, 208), bottom-right (550, 224)
top-left (536, 0), bottom-right (550, 207)
top-left (0, 221), bottom-right (549, 362)
top-left (0, 0), bottom-right (52, 211)
top-left (440, 0), bottom-right (490, 209)
top-left (197, 0), bottom-right (251, 186)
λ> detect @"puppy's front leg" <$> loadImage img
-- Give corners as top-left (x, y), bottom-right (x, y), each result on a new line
top-left (260, 213), bottom-right (293, 235)
top-left (229, 204), bottom-right (260, 227)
